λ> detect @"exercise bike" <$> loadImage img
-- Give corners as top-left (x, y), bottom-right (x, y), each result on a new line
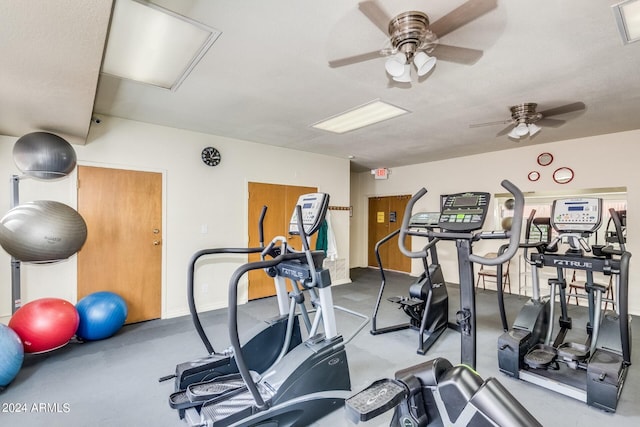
top-left (181, 192), bottom-right (368, 426)
top-left (497, 198), bottom-right (631, 412)
top-left (346, 180), bottom-right (541, 426)
top-left (371, 212), bottom-right (449, 355)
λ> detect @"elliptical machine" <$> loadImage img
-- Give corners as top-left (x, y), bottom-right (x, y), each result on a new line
top-left (497, 198), bottom-right (631, 412)
top-left (346, 180), bottom-right (542, 426)
top-left (371, 212), bottom-right (449, 355)
top-left (181, 192), bottom-right (368, 426)
top-left (163, 205), bottom-right (313, 417)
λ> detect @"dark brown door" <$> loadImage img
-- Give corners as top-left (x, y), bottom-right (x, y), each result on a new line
top-left (77, 166), bottom-right (162, 323)
top-left (368, 195), bottom-right (411, 273)
top-left (248, 182), bottom-right (317, 300)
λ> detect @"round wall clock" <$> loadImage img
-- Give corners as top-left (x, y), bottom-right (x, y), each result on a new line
top-left (201, 146), bottom-right (221, 167)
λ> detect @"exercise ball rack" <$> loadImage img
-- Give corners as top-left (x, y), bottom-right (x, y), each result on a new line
top-left (6, 132), bottom-right (80, 314)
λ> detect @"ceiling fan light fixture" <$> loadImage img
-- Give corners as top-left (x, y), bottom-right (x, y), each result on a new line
top-left (384, 52), bottom-right (407, 77)
top-left (507, 127), bottom-right (521, 140)
top-left (528, 123), bottom-right (542, 136)
top-left (413, 51), bottom-right (436, 76)
top-left (393, 64), bottom-right (412, 82)
top-left (515, 122), bottom-right (529, 136)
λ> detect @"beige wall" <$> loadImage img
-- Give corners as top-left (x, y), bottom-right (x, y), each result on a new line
top-left (0, 116), bottom-right (351, 319)
top-left (351, 129), bottom-right (640, 315)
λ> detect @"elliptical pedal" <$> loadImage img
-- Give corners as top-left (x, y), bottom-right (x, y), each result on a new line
top-left (186, 377), bottom-right (247, 402)
top-left (524, 344), bottom-right (558, 369)
top-left (169, 373), bottom-right (253, 411)
top-left (168, 389), bottom-right (195, 410)
top-left (387, 296), bottom-right (424, 308)
top-left (345, 379), bottom-right (407, 423)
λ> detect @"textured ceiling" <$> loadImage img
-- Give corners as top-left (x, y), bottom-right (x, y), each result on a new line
top-left (1, 0), bottom-right (639, 171)
top-left (0, 0), bottom-right (112, 145)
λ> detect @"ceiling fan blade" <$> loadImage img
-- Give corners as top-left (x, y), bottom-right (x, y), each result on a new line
top-left (358, 1), bottom-right (392, 35)
top-left (497, 124), bottom-right (515, 137)
top-left (430, 0), bottom-right (498, 39)
top-left (469, 119), bottom-right (512, 128)
top-left (538, 101), bottom-right (586, 118)
top-left (537, 118), bottom-right (566, 128)
top-left (432, 44), bottom-right (483, 65)
top-left (328, 50), bottom-right (383, 68)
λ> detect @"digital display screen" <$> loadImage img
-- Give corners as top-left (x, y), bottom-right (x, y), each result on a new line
top-left (567, 206), bottom-right (584, 211)
top-left (452, 196), bottom-right (478, 207)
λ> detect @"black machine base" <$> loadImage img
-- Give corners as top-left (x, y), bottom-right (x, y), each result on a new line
top-left (587, 349), bottom-right (628, 412)
top-left (498, 328), bottom-right (628, 412)
top-left (374, 265), bottom-right (449, 356)
top-left (346, 358), bottom-right (542, 427)
top-left (173, 315), bottom-right (302, 390)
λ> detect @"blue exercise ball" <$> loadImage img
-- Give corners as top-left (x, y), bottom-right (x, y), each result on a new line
top-left (75, 292), bottom-right (128, 341)
top-left (0, 324), bottom-right (24, 388)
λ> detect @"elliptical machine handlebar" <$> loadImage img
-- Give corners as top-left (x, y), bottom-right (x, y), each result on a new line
top-left (228, 250), bottom-right (315, 410)
top-left (294, 204), bottom-right (320, 290)
top-left (188, 205), bottom-right (268, 355)
top-left (398, 180), bottom-right (524, 266)
top-left (470, 180), bottom-right (524, 266)
top-left (258, 205), bottom-right (267, 247)
top-left (606, 208), bottom-right (626, 253)
top-left (398, 188), bottom-right (433, 259)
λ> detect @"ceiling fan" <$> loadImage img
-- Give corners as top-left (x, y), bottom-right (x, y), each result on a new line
top-left (328, 0), bottom-right (498, 83)
top-left (469, 102), bottom-right (587, 140)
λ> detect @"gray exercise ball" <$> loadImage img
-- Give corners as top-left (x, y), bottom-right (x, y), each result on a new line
top-left (501, 216), bottom-right (513, 231)
top-left (0, 201), bottom-right (87, 262)
top-left (13, 132), bottom-right (77, 179)
top-left (504, 198), bottom-right (515, 210)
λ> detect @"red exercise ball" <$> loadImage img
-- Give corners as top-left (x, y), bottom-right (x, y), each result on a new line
top-left (9, 298), bottom-right (79, 354)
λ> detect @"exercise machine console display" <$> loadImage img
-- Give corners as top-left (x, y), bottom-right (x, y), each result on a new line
top-left (409, 212), bottom-right (441, 228)
top-left (551, 198), bottom-right (602, 233)
top-left (438, 192), bottom-right (490, 232)
top-left (288, 192), bottom-right (329, 236)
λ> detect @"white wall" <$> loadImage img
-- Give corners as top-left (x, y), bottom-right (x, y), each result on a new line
top-left (351, 129), bottom-right (640, 315)
top-left (0, 116), bottom-right (351, 319)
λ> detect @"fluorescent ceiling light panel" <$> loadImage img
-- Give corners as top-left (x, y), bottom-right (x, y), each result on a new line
top-left (613, 0), bottom-right (640, 44)
top-left (102, 0), bottom-right (221, 90)
top-left (311, 100), bottom-right (410, 134)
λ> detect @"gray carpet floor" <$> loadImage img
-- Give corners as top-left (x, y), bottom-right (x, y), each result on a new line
top-left (1, 267), bottom-right (639, 426)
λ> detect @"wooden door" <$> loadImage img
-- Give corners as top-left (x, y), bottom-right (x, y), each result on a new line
top-left (248, 182), bottom-right (317, 300)
top-left (368, 195), bottom-right (411, 273)
top-left (77, 166), bottom-right (163, 324)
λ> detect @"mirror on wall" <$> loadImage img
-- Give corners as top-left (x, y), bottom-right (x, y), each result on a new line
top-left (553, 167), bottom-right (574, 184)
top-left (537, 152), bottom-right (554, 166)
